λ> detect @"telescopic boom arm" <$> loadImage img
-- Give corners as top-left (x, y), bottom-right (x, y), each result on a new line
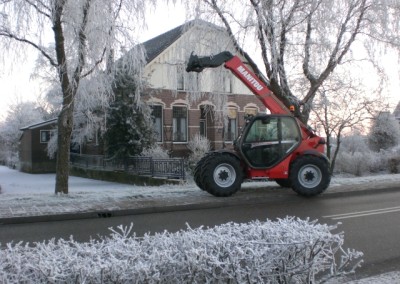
top-left (186, 51), bottom-right (316, 137)
top-left (186, 51), bottom-right (290, 115)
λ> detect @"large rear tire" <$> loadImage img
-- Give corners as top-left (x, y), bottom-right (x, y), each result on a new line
top-left (200, 153), bottom-right (243, 197)
top-left (289, 156), bottom-right (330, 197)
top-left (193, 153), bottom-right (214, 190)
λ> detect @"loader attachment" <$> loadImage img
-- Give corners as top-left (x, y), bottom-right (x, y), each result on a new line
top-left (186, 51), bottom-right (234, 72)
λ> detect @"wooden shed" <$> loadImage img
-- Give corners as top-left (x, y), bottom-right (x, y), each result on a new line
top-left (19, 119), bottom-right (57, 173)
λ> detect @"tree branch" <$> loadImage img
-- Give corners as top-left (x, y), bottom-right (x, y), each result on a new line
top-left (0, 31), bottom-right (57, 66)
top-left (73, 0), bottom-right (92, 85)
top-left (204, 0), bottom-right (269, 86)
top-left (301, 0), bottom-right (369, 105)
top-left (25, 0), bottom-right (51, 19)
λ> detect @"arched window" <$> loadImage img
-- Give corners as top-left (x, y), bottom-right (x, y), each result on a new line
top-left (225, 107), bottom-right (238, 142)
top-left (172, 105), bottom-right (188, 142)
top-left (244, 106), bottom-right (259, 116)
top-left (150, 105), bottom-right (163, 142)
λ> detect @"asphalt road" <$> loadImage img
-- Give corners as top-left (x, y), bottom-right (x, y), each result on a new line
top-left (1, 187), bottom-right (400, 278)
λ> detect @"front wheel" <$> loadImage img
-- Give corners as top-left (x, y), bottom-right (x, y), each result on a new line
top-left (200, 153), bottom-right (243, 197)
top-left (289, 156), bottom-right (331, 197)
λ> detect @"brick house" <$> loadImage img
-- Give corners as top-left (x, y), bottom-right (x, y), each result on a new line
top-left (18, 20), bottom-right (268, 172)
top-left (140, 20), bottom-right (267, 157)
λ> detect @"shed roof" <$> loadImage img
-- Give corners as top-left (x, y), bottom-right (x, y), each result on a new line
top-left (20, 118), bottom-right (57, 131)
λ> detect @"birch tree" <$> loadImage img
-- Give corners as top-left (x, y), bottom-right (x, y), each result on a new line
top-left (0, 0), bottom-right (154, 194)
top-left (183, 0), bottom-right (400, 124)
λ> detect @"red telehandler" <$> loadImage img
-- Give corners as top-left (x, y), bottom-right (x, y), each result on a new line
top-left (186, 51), bottom-right (331, 197)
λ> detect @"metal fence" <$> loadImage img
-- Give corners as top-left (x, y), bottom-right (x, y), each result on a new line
top-left (70, 153), bottom-right (185, 180)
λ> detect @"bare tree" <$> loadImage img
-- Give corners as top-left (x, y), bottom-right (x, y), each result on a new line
top-left (184, 0), bottom-right (400, 124)
top-left (310, 72), bottom-right (388, 173)
top-left (0, 1), bottom-right (154, 194)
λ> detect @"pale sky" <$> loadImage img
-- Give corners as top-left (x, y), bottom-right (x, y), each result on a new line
top-left (0, 2), bottom-right (187, 121)
top-left (0, 2), bottom-right (399, 122)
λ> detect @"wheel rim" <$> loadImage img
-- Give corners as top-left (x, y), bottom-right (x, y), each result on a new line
top-left (213, 163), bottom-right (236, 188)
top-left (298, 164), bottom-right (322, 188)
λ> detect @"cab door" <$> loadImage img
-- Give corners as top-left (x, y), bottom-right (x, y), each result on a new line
top-left (241, 116), bottom-right (300, 168)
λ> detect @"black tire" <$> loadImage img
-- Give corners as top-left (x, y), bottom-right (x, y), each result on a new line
top-left (193, 153), bottom-right (214, 190)
top-left (194, 162), bottom-right (205, 189)
top-left (275, 178), bottom-right (292, 188)
top-left (289, 156), bottom-right (331, 197)
top-left (200, 153), bottom-right (243, 197)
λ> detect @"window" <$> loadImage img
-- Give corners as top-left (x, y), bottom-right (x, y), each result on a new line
top-left (245, 117), bottom-right (278, 143)
top-left (244, 107), bottom-right (258, 116)
top-left (223, 72), bottom-right (232, 93)
top-left (177, 65), bottom-right (185, 90)
top-left (200, 106), bottom-right (207, 137)
top-left (213, 71), bottom-right (232, 93)
top-left (151, 105), bottom-right (163, 142)
top-left (242, 116), bottom-right (300, 168)
top-left (225, 107), bottom-right (237, 142)
top-left (40, 130), bottom-right (53, 143)
top-left (173, 106), bottom-right (187, 142)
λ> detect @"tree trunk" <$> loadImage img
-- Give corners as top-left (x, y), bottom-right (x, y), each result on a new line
top-left (52, 1), bottom-right (75, 195)
top-left (55, 91), bottom-right (75, 194)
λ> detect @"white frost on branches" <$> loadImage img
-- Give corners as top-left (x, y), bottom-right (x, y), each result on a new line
top-left (0, 218), bottom-right (363, 283)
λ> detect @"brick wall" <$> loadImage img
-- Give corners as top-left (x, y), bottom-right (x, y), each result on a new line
top-left (144, 88), bottom-right (266, 157)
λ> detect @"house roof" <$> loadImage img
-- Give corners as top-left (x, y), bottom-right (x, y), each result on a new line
top-left (141, 19), bottom-right (225, 64)
top-left (138, 19), bottom-right (264, 80)
top-left (142, 24), bottom-right (185, 63)
top-left (20, 118), bottom-right (57, 131)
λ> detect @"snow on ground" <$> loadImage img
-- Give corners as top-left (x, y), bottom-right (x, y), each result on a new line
top-left (347, 271), bottom-right (400, 284)
top-left (1, 165), bottom-right (400, 196)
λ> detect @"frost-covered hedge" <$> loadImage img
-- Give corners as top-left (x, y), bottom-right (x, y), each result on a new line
top-left (0, 218), bottom-right (363, 283)
top-left (334, 148), bottom-right (400, 176)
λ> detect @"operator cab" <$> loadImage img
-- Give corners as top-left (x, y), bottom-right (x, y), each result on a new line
top-left (238, 114), bottom-right (301, 168)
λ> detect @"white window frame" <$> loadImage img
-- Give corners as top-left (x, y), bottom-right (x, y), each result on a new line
top-left (151, 105), bottom-right (163, 143)
top-left (172, 105), bottom-right (188, 143)
top-left (40, 130), bottom-right (54, 143)
top-left (225, 107), bottom-right (238, 142)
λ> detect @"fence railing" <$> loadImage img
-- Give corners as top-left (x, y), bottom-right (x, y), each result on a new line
top-left (70, 153), bottom-right (185, 180)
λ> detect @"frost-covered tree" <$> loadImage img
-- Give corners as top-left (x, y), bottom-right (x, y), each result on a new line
top-left (104, 99), bottom-right (155, 159)
top-left (183, 0), bottom-right (400, 124)
top-left (369, 112), bottom-right (400, 151)
top-left (0, 0), bottom-right (155, 194)
top-left (104, 58), bottom-right (156, 158)
top-left (0, 101), bottom-right (44, 167)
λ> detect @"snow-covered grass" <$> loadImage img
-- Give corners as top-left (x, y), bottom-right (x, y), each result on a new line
top-left (1, 165), bottom-right (400, 217)
top-left (2, 165), bottom-right (400, 196)
top-left (0, 218), bottom-right (362, 283)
